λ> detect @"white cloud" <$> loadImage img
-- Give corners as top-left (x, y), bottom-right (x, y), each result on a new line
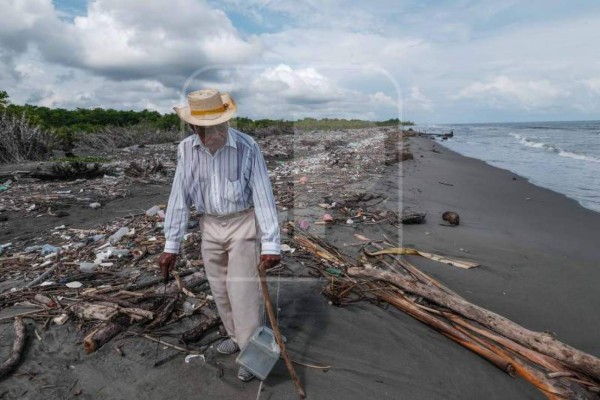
top-left (221, 64), bottom-right (399, 120)
top-left (583, 78), bottom-right (600, 95)
top-left (250, 64), bottom-right (345, 104)
top-left (404, 86), bottom-right (432, 112)
top-left (456, 76), bottom-right (564, 110)
top-left (1, 1), bottom-right (600, 122)
top-left (0, 0), bottom-right (261, 81)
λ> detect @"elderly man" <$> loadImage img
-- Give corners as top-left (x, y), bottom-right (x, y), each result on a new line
top-left (159, 89), bottom-right (281, 382)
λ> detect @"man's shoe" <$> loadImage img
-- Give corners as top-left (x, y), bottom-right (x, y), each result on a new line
top-left (216, 338), bottom-right (239, 355)
top-left (237, 366), bottom-right (255, 382)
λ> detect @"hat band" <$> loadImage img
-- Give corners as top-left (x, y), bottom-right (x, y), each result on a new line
top-left (190, 103), bottom-right (228, 116)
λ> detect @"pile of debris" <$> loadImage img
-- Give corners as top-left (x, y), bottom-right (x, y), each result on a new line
top-left (0, 205), bottom-right (223, 378)
top-left (289, 226), bottom-right (600, 399)
top-left (262, 127), bottom-right (414, 212)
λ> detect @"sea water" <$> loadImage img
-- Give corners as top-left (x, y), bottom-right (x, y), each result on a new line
top-left (414, 121), bottom-right (600, 213)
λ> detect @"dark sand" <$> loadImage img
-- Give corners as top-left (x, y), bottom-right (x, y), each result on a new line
top-left (1, 135), bottom-right (599, 399)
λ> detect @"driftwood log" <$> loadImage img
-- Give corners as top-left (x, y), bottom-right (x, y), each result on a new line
top-left (348, 267), bottom-right (600, 381)
top-left (151, 272), bottom-right (207, 297)
top-left (181, 308), bottom-right (221, 343)
top-left (24, 263), bottom-right (59, 288)
top-left (146, 296), bottom-right (178, 330)
top-left (70, 302), bottom-right (154, 322)
top-left (84, 294), bottom-right (140, 309)
top-left (0, 318), bottom-right (26, 378)
top-left (401, 212), bottom-right (426, 224)
top-left (84, 321), bottom-right (126, 354)
top-left (378, 292), bottom-right (578, 399)
top-left (293, 229), bottom-right (598, 398)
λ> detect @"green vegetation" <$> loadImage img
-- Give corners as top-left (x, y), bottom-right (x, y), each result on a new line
top-left (0, 91), bottom-right (9, 108)
top-left (232, 117), bottom-right (411, 132)
top-left (0, 91), bottom-right (412, 135)
top-left (292, 117), bottom-right (412, 130)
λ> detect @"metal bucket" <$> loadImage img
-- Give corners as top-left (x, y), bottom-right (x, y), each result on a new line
top-left (236, 326), bottom-right (280, 380)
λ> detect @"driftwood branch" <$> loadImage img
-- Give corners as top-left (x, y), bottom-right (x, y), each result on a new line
top-left (181, 308), bottom-right (220, 343)
top-left (84, 322), bottom-right (126, 354)
top-left (146, 296), bottom-right (178, 330)
top-left (348, 267), bottom-right (600, 381)
top-left (24, 263), bottom-right (59, 288)
top-left (0, 318), bottom-right (27, 378)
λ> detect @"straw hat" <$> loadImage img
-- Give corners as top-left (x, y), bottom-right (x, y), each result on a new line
top-left (173, 89), bottom-right (237, 126)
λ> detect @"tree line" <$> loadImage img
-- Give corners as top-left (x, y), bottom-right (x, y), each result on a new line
top-left (0, 90), bottom-right (412, 134)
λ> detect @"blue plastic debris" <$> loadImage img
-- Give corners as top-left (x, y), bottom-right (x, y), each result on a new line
top-left (41, 244), bottom-right (60, 255)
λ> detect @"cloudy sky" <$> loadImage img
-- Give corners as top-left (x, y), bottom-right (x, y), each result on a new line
top-left (1, 0), bottom-right (599, 123)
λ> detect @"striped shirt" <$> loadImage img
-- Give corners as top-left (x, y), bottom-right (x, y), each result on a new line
top-left (163, 127), bottom-right (280, 255)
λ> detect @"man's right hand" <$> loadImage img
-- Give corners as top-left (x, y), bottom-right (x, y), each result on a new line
top-left (159, 252), bottom-right (177, 281)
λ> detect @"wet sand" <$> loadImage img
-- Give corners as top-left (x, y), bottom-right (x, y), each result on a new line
top-left (1, 134), bottom-right (599, 399)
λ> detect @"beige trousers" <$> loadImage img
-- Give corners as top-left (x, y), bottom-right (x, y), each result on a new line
top-left (200, 208), bottom-right (261, 349)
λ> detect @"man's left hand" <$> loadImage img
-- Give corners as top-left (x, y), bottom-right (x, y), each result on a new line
top-left (260, 254), bottom-right (281, 270)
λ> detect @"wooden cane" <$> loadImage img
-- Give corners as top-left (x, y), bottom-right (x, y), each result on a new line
top-left (258, 261), bottom-right (306, 399)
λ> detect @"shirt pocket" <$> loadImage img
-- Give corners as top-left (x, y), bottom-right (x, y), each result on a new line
top-left (225, 177), bottom-right (243, 204)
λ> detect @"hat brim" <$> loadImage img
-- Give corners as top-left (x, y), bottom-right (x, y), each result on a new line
top-left (174, 93), bottom-right (237, 127)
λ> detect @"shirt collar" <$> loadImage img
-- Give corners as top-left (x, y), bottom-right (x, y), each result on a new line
top-left (192, 127), bottom-right (237, 150)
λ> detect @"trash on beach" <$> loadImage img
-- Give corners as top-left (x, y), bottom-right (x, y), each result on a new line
top-left (401, 211), bottom-right (427, 224)
top-left (79, 262), bottom-right (97, 273)
top-left (318, 203), bottom-right (334, 209)
top-left (41, 244), bottom-right (60, 255)
top-left (90, 202), bottom-right (102, 209)
top-left (145, 205), bottom-right (161, 216)
top-left (0, 242), bottom-right (11, 255)
top-left (111, 248), bottom-right (131, 257)
top-left (184, 354), bottom-right (205, 363)
top-left (442, 211), bottom-right (460, 226)
top-left (108, 227), bottom-right (129, 244)
top-left (34, 293), bottom-right (56, 307)
top-left (322, 214), bottom-right (334, 223)
top-left (280, 244), bottom-right (296, 253)
top-left (297, 220), bottom-right (309, 230)
top-left (53, 314), bottom-right (69, 325)
top-left (65, 281), bottom-right (83, 288)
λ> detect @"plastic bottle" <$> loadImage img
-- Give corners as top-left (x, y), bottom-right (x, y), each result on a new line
top-left (25, 245), bottom-right (43, 253)
top-left (41, 244), bottom-right (60, 255)
top-left (145, 205), bottom-right (160, 216)
top-left (108, 227), bottom-right (129, 244)
top-left (111, 249), bottom-right (130, 258)
top-left (79, 262), bottom-right (97, 273)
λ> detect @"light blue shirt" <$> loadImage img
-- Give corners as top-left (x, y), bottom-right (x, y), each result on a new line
top-left (163, 127), bottom-right (280, 255)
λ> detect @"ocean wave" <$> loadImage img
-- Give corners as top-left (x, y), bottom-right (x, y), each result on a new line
top-left (558, 150), bottom-right (600, 163)
top-left (509, 132), bottom-right (600, 163)
top-left (509, 132), bottom-right (558, 151)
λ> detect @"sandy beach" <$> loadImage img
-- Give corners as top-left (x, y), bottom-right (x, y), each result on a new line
top-left (1, 132), bottom-right (599, 400)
